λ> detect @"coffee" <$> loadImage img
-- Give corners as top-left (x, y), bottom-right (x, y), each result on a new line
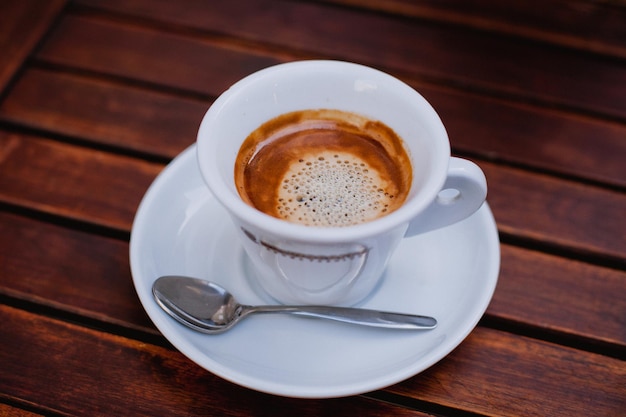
top-left (234, 109), bottom-right (412, 227)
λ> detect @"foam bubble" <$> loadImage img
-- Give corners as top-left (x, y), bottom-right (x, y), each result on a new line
top-left (276, 151), bottom-right (395, 226)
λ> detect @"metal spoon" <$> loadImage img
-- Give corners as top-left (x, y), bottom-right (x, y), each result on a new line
top-left (152, 275), bottom-right (437, 333)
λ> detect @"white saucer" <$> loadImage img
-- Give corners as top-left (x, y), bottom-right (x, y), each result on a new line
top-left (130, 145), bottom-right (500, 398)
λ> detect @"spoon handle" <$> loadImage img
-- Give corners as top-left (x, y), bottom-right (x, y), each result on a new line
top-left (243, 305), bottom-right (437, 329)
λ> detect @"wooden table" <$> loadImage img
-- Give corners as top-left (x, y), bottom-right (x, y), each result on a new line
top-left (1, 1), bottom-right (624, 415)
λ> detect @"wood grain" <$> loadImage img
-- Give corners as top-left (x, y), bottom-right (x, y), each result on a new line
top-left (66, 0), bottom-right (626, 119)
top-left (420, 83), bottom-right (626, 189)
top-left (483, 161), bottom-right (626, 260)
top-left (2, 68), bottom-right (624, 188)
top-left (0, 68), bottom-right (208, 158)
top-left (0, 132), bottom-right (162, 231)
top-left (0, 211), bottom-right (154, 332)
top-left (0, 403), bottom-right (43, 417)
top-left (1, 131), bottom-right (622, 260)
top-left (1, 207), bottom-right (624, 349)
top-left (0, 0), bottom-right (66, 91)
top-left (0, 1), bottom-right (624, 415)
top-left (1, 305), bottom-right (623, 416)
top-left (492, 245), bottom-right (626, 347)
top-left (321, 0), bottom-right (626, 59)
top-left (0, 305), bottom-right (431, 416)
top-left (36, 14), bottom-right (282, 96)
top-left (388, 326), bottom-right (626, 416)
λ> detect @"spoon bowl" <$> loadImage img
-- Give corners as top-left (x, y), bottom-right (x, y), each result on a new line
top-left (152, 275), bottom-right (437, 333)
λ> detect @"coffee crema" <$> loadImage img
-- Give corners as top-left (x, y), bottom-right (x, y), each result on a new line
top-left (234, 109), bottom-right (412, 227)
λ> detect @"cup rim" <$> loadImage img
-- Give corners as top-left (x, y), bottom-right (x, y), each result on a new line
top-left (197, 60), bottom-right (450, 243)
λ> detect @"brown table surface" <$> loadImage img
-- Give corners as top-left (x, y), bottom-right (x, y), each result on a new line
top-left (1, 0), bottom-right (625, 415)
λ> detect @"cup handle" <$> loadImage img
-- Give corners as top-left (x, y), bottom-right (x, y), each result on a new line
top-left (405, 157), bottom-right (487, 237)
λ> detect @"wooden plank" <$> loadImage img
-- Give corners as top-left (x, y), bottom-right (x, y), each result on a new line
top-left (0, 69), bottom-right (626, 187)
top-left (0, 211), bottom-right (154, 332)
top-left (387, 326), bottom-right (626, 416)
top-left (1, 206), bottom-right (624, 348)
top-left (1, 69), bottom-right (624, 188)
top-left (492, 245), bottom-right (626, 347)
top-left (483, 161), bottom-right (626, 261)
top-left (1, 2), bottom-right (621, 415)
top-left (61, 1), bottom-right (626, 120)
top-left (1, 305), bottom-right (623, 416)
top-left (35, 14), bottom-right (282, 96)
top-left (0, 133), bottom-right (162, 231)
top-left (0, 305), bottom-right (430, 416)
top-left (0, 0), bottom-right (66, 92)
top-left (0, 403), bottom-right (43, 417)
top-left (0, 68), bottom-right (208, 158)
top-left (1, 132), bottom-right (624, 263)
top-left (421, 84), bottom-right (626, 189)
top-left (320, 0), bottom-right (626, 59)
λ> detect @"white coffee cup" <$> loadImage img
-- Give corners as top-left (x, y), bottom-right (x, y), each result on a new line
top-left (197, 60), bottom-right (487, 306)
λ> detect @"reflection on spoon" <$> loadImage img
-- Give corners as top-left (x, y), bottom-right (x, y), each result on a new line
top-left (152, 275), bottom-right (437, 333)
